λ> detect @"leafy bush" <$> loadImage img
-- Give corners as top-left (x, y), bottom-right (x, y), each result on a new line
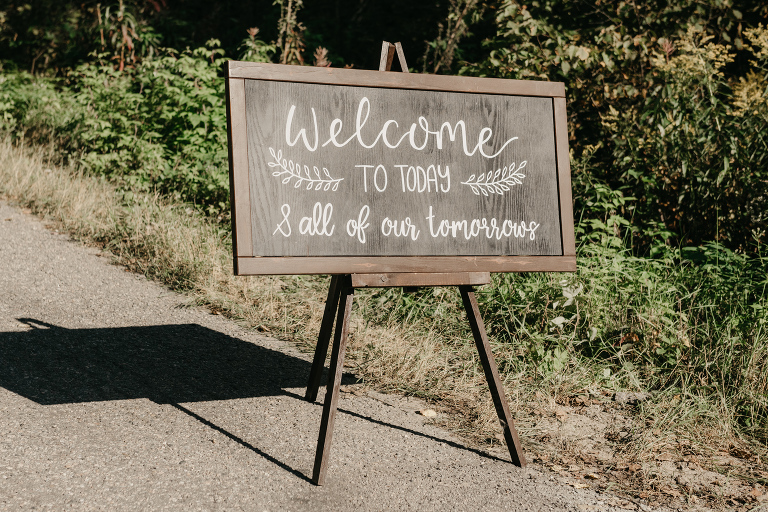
top-left (361, 233), bottom-right (768, 441)
top-left (1, 41), bottom-right (231, 214)
top-left (461, 0), bottom-right (768, 253)
top-left (504, 243), bottom-right (768, 438)
top-left (70, 42), bottom-right (230, 211)
top-left (606, 27), bottom-right (768, 251)
top-left (0, 71), bottom-right (80, 138)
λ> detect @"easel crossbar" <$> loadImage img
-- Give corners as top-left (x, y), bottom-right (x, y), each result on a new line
top-left (351, 272), bottom-right (490, 288)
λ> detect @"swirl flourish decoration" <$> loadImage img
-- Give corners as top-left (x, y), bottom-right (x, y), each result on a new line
top-left (461, 161), bottom-right (527, 196)
top-left (267, 147), bottom-right (343, 191)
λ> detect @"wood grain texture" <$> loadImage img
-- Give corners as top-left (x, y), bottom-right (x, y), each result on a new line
top-left (227, 61), bottom-right (565, 98)
top-left (225, 77), bottom-right (253, 263)
top-left (394, 42), bottom-right (409, 73)
top-left (379, 42), bottom-right (395, 72)
top-left (225, 76), bottom-right (239, 273)
top-left (237, 255), bottom-right (575, 275)
top-left (460, 285), bottom-right (526, 467)
top-left (553, 97), bottom-right (576, 256)
top-left (351, 272), bottom-right (490, 287)
top-left (244, 79), bottom-right (562, 257)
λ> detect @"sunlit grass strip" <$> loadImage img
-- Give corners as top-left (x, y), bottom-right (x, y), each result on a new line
top-left (0, 138), bottom-right (320, 338)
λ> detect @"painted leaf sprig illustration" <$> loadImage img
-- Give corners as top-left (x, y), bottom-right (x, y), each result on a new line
top-left (461, 161), bottom-right (527, 196)
top-left (267, 147), bottom-right (343, 191)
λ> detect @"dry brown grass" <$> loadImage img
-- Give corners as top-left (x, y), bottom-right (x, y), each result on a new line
top-left (0, 138), bottom-right (323, 339)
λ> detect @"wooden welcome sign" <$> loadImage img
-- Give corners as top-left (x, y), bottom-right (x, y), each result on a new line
top-left (225, 42), bottom-right (575, 486)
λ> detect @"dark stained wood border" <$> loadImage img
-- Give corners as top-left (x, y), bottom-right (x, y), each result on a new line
top-left (237, 256), bottom-right (576, 275)
top-left (224, 61), bottom-right (576, 276)
top-left (351, 272), bottom-right (490, 288)
top-left (227, 61), bottom-right (564, 98)
top-left (226, 77), bottom-right (253, 270)
top-left (553, 97), bottom-right (576, 257)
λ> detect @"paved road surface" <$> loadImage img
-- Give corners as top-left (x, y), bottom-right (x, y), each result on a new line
top-left (0, 200), bottom-right (652, 511)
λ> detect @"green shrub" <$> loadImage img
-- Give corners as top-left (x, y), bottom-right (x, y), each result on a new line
top-left (606, 27), bottom-right (768, 251)
top-left (69, 42), bottom-right (230, 212)
top-left (360, 234), bottom-right (768, 441)
top-left (461, 0), bottom-right (768, 253)
top-left (1, 40), bottom-right (231, 214)
top-left (0, 71), bottom-right (80, 139)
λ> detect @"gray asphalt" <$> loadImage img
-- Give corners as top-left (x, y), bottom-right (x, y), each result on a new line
top-left (0, 200), bottom-right (645, 511)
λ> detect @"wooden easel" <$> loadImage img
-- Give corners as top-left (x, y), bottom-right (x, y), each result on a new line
top-left (304, 42), bottom-right (527, 486)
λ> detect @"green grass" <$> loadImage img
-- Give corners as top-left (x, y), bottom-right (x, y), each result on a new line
top-left (359, 239), bottom-right (768, 446)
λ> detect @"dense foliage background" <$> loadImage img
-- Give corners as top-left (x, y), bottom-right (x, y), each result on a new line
top-left (2, 0), bottom-right (768, 445)
top-left (2, 0), bottom-right (767, 250)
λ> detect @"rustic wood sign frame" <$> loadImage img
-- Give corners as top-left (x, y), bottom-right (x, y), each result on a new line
top-left (224, 41), bottom-right (576, 486)
top-left (225, 54), bottom-right (575, 275)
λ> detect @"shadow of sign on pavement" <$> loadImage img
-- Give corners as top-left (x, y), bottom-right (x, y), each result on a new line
top-left (0, 318), bottom-right (313, 405)
top-left (0, 318), bottom-right (506, 478)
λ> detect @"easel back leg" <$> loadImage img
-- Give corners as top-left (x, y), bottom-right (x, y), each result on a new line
top-left (306, 275), bottom-right (342, 402)
top-left (459, 285), bottom-right (527, 467)
top-left (312, 276), bottom-right (354, 485)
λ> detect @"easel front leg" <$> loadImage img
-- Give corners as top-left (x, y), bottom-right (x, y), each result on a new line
top-left (459, 285), bottom-right (527, 467)
top-left (312, 276), bottom-right (354, 485)
top-left (306, 275), bottom-right (342, 402)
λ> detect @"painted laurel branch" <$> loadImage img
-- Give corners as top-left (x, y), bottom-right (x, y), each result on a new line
top-left (267, 147), bottom-right (343, 191)
top-left (461, 161), bottom-right (527, 196)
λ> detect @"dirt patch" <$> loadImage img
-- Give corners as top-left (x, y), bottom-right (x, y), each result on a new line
top-left (428, 392), bottom-right (767, 511)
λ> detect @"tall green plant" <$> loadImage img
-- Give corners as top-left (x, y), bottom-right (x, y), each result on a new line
top-left (423, 0), bottom-right (485, 74)
top-left (274, 0), bottom-right (306, 65)
top-left (462, 0), bottom-right (767, 253)
top-left (0, 0), bottom-right (162, 73)
top-left (606, 27), bottom-right (768, 250)
top-left (95, 0), bottom-right (161, 71)
top-left (238, 27), bottom-right (276, 63)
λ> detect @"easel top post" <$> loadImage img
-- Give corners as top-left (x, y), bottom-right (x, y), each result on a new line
top-left (379, 41), bottom-right (409, 72)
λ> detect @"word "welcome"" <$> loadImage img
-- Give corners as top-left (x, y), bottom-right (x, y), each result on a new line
top-left (286, 97), bottom-right (518, 159)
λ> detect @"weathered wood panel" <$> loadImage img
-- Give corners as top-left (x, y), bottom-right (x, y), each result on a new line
top-left (244, 80), bottom-right (562, 257)
top-left (236, 255), bottom-right (576, 275)
top-left (227, 61), bottom-right (565, 98)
